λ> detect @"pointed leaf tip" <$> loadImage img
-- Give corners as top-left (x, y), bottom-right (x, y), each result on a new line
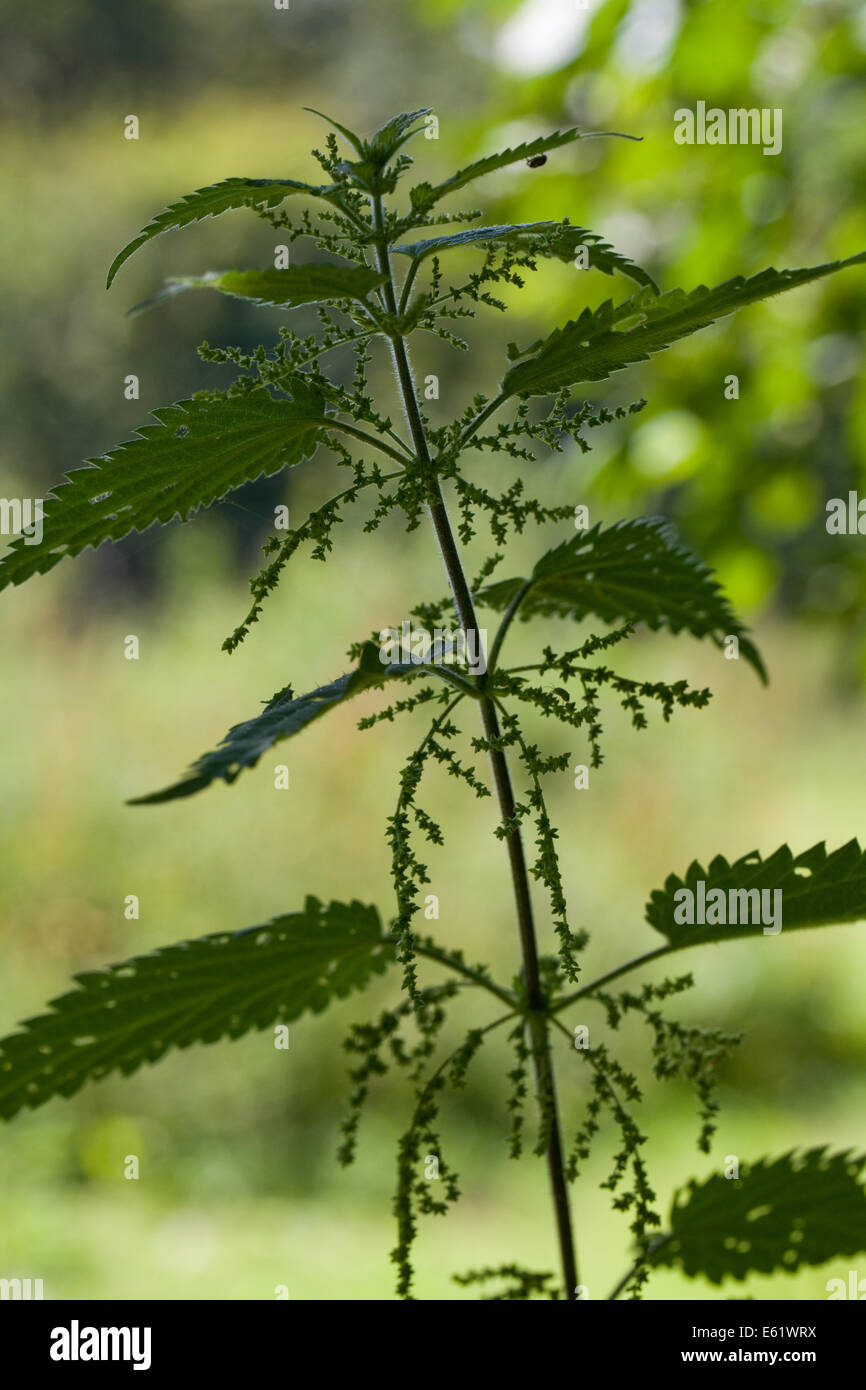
top-left (0, 899), bottom-right (390, 1121)
top-left (478, 517), bottom-right (766, 681)
top-left (106, 177), bottom-right (339, 287)
top-left (0, 387), bottom-right (328, 593)
top-left (129, 640), bottom-right (418, 804)
top-left (502, 252), bottom-right (866, 397)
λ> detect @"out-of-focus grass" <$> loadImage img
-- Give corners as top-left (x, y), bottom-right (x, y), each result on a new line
top-left (1, 503), bottom-right (865, 1299)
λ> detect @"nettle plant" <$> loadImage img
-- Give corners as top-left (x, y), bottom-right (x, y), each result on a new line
top-left (3, 109), bottom-right (866, 1301)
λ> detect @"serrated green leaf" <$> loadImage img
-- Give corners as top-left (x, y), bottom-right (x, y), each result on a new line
top-left (501, 252), bottom-right (866, 397)
top-left (409, 126), bottom-right (637, 213)
top-left (646, 839), bottom-right (866, 948)
top-left (0, 897), bottom-right (390, 1121)
top-left (650, 1149), bottom-right (866, 1284)
top-left (0, 385), bottom-right (327, 592)
top-left (107, 177), bottom-right (339, 287)
top-left (131, 640), bottom-right (418, 804)
top-left (366, 109), bottom-right (432, 162)
top-left (393, 221), bottom-right (657, 290)
top-left (303, 107), bottom-right (366, 154)
top-left (478, 517), bottom-right (766, 680)
top-left (128, 263), bottom-right (387, 316)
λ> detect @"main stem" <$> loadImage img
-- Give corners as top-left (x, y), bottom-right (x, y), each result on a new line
top-left (370, 194), bottom-right (579, 1299)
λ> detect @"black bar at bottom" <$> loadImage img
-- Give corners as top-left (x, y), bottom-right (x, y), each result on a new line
top-left (2, 1297), bottom-right (862, 1375)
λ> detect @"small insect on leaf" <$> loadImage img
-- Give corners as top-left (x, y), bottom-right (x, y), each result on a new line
top-left (526, 155), bottom-right (548, 169)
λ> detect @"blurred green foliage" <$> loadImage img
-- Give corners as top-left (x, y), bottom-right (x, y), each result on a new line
top-left (1, 0), bottom-right (865, 1299)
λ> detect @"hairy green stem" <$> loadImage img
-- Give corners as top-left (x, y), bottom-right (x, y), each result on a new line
top-left (290, 325), bottom-right (378, 374)
top-left (606, 1239), bottom-right (670, 1301)
top-left (487, 579), bottom-right (534, 678)
top-left (405, 663), bottom-right (479, 698)
top-left (552, 945), bottom-right (675, 1014)
top-left (460, 390), bottom-right (508, 448)
top-left (326, 419), bottom-right (414, 466)
top-left (402, 939), bottom-right (518, 1011)
top-left (397, 257), bottom-right (422, 317)
top-left (371, 190), bottom-right (579, 1300)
